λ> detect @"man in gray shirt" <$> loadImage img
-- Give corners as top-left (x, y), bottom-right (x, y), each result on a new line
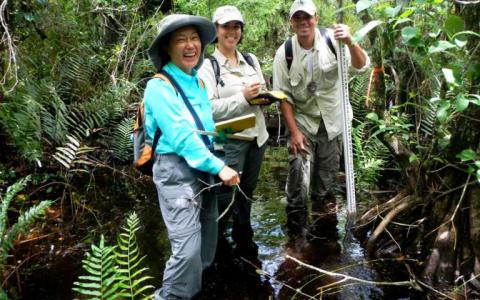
top-left (273, 0), bottom-right (370, 242)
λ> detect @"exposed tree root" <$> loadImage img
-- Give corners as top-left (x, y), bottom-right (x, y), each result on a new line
top-left (422, 223), bottom-right (456, 284)
top-left (356, 189), bottom-right (409, 231)
top-left (365, 195), bottom-right (417, 253)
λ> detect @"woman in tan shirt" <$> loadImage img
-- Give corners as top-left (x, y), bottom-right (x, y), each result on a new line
top-left (198, 5), bottom-right (269, 267)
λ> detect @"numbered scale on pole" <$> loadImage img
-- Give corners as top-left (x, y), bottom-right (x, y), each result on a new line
top-left (337, 38), bottom-right (357, 217)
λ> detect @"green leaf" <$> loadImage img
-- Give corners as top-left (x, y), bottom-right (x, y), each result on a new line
top-left (394, 18), bottom-right (411, 26)
top-left (428, 41), bottom-right (457, 54)
top-left (454, 38), bottom-right (468, 48)
top-left (356, 0), bottom-right (374, 13)
top-left (366, 112), bottom-right (379, 121)
top-left (444, 15), bottom-right (465, 39)
top-left (436, 102), bottom-right (450, 123)
top-left (401, 26), bottom-right (418, 41)
top-left (352, 20), bottom-right (383, 44)
top-left (442, 68), bottom-right (457, 86)
top-left (476, 169), bottom-right (480, 184)
top-left (456, 149), bottom-right (477, 162)
top-left (398, 8), bottom-right (414, 19)
top-left (452, 30), bottom-right (480, 39)
top-left (409, 154), bottom-right (418, 163)
top-left (385, 5), bottom-right (402, 18)
top-left (474, 161), bottom-right (480, 168)
top-left (455, 94), bottom-right (469, 112)
top-left (468, 94), bottom-right (480, 106)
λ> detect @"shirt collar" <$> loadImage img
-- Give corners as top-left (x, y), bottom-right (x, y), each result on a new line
top-left (213, 47), bottom-right (246, 67)
top-left (163, 62), bottom-right (198, 83)
top-left (293, 28), bottom-right (323, 53)
top-left (313, 28), bottom-right (323, 51)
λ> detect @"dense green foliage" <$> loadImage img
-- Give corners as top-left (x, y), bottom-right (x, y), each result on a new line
top-left (0, 0), bottom-right (479, 298)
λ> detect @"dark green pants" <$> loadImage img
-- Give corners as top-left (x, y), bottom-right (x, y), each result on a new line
top-left (217, 139), bottom-right (266, 258)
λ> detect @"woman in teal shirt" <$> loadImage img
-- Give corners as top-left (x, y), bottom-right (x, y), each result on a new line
top-left (145, 14), bottom-right (239, 299)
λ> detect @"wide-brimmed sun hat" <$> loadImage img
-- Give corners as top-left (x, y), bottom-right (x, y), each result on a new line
top-left (148, 14), bottom-right (216, 72)
top-left (289, 0), bottom-right (317, 19)
top-left (212, 5), bottom-right (244, 25)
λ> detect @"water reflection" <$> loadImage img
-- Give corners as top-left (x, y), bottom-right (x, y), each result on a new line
top-left (200, 147), bottom-right (414, 299)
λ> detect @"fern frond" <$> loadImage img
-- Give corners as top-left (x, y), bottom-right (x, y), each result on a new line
top-left (0, 176), bottom-right (31, 244)
top-left (2, 200), bottom-right (52, 260)
top-left (72, 235), bottom-right (123, 300)
top-left (353, 123), bottom-right (391, 190)
top-left (52, 135), bottom-right (97, 172)
top-left (110, 116), bottom-right (134, 162)
top-left (115, 212), bottom-right (154, 299)
top-left (40, 86), bottom-right (68, 145)
top-left (349, 73), bottom-right (370, 121)
top-left (0, 90), bottom-right (43, 161)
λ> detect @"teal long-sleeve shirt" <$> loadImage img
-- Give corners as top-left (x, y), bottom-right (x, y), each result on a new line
top-left (143, 62), bottom-right (225, 175)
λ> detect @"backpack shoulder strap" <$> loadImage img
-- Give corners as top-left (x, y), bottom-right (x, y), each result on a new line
top-left (207, 56), bottom-right (224, 87)
top-left (160, 70), bottom-right (212, 150)
top-left (320, 28), bottom-right (337, 60)
top-left (154, 72), bottom-right (204, 90)
top-left (285, 37), bottom-right (293, 71)
top-left (153, 73), bottom-right (171, 85)
top-left (242, 52), bottom-right (256, 70)
top-left (198, 78), bottom-right (205, 89)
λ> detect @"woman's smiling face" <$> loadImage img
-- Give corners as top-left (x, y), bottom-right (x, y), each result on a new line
top-left (216, 21), bottom-right (242, 50)
top-left (167, 26), bottom-right (201, 74)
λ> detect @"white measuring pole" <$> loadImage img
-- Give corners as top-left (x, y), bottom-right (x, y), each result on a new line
top-left (337, 1), bottom-right (356, 216)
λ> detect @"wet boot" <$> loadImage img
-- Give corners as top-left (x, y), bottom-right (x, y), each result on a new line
top-left (309, 194), bottom-right (339, 242)
top-left (285, 206), bottom-right (309, 239)
top-left (232, 224), bottom-right (260, 269)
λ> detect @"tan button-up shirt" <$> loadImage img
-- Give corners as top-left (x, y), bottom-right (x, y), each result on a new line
top-left (198, 48), bottom-right (269, 147)
top-left (273, 28), bottom-right (370, 140)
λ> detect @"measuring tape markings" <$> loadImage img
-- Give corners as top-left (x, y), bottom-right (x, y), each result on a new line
top-left (337, 42), bottom-right (357, 215)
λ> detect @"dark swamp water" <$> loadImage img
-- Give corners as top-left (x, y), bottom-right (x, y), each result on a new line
top-left (18, 146), bottom-right (424, 299)
top-left (195, 146), bottom-right (422, 300)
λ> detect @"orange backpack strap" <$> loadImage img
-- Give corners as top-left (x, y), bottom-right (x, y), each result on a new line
top-left (198, 78), bottom-right (205, 89)
top-left (153, 73), bottom-right (171, 86)
top-left (154, 72), bottom-right (205, 90)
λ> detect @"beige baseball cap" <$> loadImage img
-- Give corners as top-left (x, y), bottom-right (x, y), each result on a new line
top-left (289, 0), bottom-right (317, 18)
top-left (212, 5), bottom-right (244, 25)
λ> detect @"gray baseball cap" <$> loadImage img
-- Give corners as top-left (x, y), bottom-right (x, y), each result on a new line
top-left (148, 14), bottom-right (216, 71)
top-left (212, 5), bottom-right (244, 25)
top-left (289, 0), bottom-right (317, 18)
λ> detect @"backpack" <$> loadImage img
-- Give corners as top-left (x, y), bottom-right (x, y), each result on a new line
top-left (133, 72), bottom-right (207, 176)
top-left (285, 28), bottom-right (336, 71)
top-left (133, 73), bottom-right (167, 176)
top-left (207, 53), bottom-right (256, 87)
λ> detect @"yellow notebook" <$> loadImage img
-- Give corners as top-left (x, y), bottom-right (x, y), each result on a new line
top-left (215, 113), bottom-right (256, 133)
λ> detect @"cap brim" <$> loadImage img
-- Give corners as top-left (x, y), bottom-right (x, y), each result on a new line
top-left (290, 8), bottom-right (316, 18)
top-left (148, 16), bottom-right (216, 71)
top-left (215, 17), bottom-right (244, 25)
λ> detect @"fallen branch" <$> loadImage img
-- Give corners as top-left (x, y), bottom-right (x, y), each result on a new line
top-left (366, 195), bottom-right (416, 252)
top-left (286, 255), bottom-right (415, 288)
top-left (356, 190), bottom-right (408, 229)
